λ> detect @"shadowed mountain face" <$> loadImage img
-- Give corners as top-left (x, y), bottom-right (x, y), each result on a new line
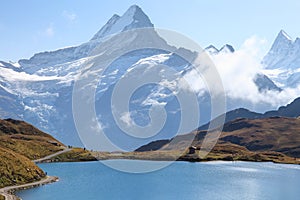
top-left (264, 97), bottom-right (300, 118)
top-left (136, 117), bottom-right (300, 158)
top-left (198, 97), bottom-right (300, 131)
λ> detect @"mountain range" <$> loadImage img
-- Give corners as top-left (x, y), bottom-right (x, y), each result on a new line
top-left (199, 96), bottom-right (300, 130)
top-left (0, 5), bottom-right (300, 150)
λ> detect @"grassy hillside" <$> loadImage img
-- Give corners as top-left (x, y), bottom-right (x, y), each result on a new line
top-left (0, 118), bottom-right (67, 189)
top-left (135, 117), bottom-right (300, 164)
top-left (0, 146), bottom-right (45, 188)
top-left (43, 148), bottom-right (96, 162)
top-left (0, 119), bottom-right (65, 160)
top-left (220, 117), bottom-right (300, 157)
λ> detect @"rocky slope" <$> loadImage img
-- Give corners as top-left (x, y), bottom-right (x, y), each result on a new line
top-left (199, 96), bottom-right (300, 130)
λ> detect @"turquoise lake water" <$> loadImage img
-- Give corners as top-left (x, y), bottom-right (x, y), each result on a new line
top-left (17, 160), bottom-right (300, 200)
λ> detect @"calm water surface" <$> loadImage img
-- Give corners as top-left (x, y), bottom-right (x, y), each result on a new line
top-left (17, 160), bottom-right (300, 200)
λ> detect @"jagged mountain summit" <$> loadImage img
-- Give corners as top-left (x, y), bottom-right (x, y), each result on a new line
top-left (262, 30), bottom-right (300, 87)
top-left (205, 44), bottom-right (235, 55)
top-left (18, 5), bottom-right (155, 74)
top-left (263, 30), bottom-right (295, 69)
top-left (91, 5), bottom-right (153, 40)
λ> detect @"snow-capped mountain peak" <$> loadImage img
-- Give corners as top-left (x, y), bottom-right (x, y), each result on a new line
top-left (90, 14), bottom-right (121, 41)
top-left (19, 5), bottom-right (155, 74)
top-left (205, 45), bottom-right (219, 55)
top-left (91, 5), bottom-right (153, 41)
top-left (268, 30), bottom-right (292, 55)
top-left (205, 44), bottom-right (234, 55)
top-left (278, 29), bottom-right (292, 41)
top-left (219, 44), bottom-right (235, 54)
top-left (262, 30), bottom-right (300, 88)
top-left (262, 30), bottom-right (293, 69)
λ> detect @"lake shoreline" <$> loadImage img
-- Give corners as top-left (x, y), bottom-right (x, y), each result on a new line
top-left (41, 149), bottom-right (300, 165)
top-left (39, 149), bottom-right (300, 165)
top-left (3, 152), bottom-right (298, 200)
top-left (0, 176), bottom-right (58, 200)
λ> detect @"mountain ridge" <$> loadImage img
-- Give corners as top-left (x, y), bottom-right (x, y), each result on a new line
top-left (205, 44), bottom-right (235, 54)
top-left (135, 116), bottom-right (300, 164)
top-left (199, 96), bottom-right (300, 131)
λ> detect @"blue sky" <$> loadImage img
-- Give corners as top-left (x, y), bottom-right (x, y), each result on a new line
top-left (1, 0), bottom-right (299, 62)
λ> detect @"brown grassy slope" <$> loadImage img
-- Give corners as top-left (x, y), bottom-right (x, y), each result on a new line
top-left (0, 146), bottom-right (45, 188)
top-left (43, 148), bottom-right (96, 162)
top-left (136, 117), bottom-right (300, 161)
top-left (220, 117), bottom-right (300, 157)
top-left (0, 119), bottom-right (65, 160)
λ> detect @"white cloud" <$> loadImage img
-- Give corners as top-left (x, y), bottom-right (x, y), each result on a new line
top-left (62, 10), bottom-right (77, 23)
top-left (180, 35), bottom-right (300, 110)
top-left (120, 112), bottom-right (133, 126)
top-left (41, 23), bottom-right (54, 37)
top-left (46, 26), bottom-right (54, 37)
top-left (90, 116), bottom-right (107, 133)
top-left (179, 68), bottom-right (206, 95)
top-left (213, 36), bottom-right (264, 102)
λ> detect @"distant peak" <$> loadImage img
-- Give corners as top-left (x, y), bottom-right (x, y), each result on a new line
top-left (266, 30), bottom-right (293, 55)
top-left (205, 45), bottom-right (219, 55)
top-left (278, 29), bottom-right (292, 41)
top-left (91, 5), bottom-right (153, 41)
top-left (205, 45), bottom-right (218, 50)
top-left (220, 44), bottom-right (235, 53)
top-left (110, 14), bottom-right (121, 21)
top-left (126, 4), bottom-right (142, 13)
top-left (104, 14), bottom-right (121, 27)
top-left (205, 44), bottom-right (235, 55)
top-left (121, 5), bottom-right (153, 30)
